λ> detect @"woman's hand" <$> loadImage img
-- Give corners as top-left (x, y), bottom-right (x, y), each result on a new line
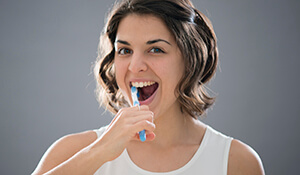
top-left (96, 105), bottom-right (156, 162)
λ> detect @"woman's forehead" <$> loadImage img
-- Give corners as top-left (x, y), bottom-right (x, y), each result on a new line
top-left (115, 14), bottom-right (175, 44)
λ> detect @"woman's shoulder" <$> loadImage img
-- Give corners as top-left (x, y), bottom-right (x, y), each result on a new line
top-left (55, 129), bottom-right (98, 150)
top-left (228, 139), bottom-right (265, 175)
top-left (46, 129), bottom-right (98, 158)
top-left (33, 129), bottom-right (98, 174)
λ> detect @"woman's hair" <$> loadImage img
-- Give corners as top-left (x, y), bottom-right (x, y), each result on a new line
top-left (94, 0), bottom-right (218, 118)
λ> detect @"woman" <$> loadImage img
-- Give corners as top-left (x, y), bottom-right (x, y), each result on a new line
top-left (33, 0), bottom-right (265, 174)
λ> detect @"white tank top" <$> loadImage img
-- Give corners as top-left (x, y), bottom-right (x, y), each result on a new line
top-left (93, 125), bottom-right (233, 175)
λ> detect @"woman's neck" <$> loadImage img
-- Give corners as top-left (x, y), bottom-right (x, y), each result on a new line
top-left (149, 104), bottom-right (204, 148)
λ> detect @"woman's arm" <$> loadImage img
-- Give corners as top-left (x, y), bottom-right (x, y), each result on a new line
top-left (228, 139), bottom-right (265, 175)
top-left (32, 105), bottom-right (155, 175)
top-left (32, 131), bottom-right (107, 175)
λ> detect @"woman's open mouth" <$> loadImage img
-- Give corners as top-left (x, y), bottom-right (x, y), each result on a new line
top-left (131, 81), bottom-right (159, 104)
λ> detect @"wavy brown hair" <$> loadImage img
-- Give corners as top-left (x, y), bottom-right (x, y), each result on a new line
top-left (94, 0), bottom-right (218, 118)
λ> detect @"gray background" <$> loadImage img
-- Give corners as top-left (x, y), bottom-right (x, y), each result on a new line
top-left (1, 0), bottom-right (299, 174)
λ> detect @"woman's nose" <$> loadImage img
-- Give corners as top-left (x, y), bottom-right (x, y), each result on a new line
top-left (128, 53), bottom-right (147, 73)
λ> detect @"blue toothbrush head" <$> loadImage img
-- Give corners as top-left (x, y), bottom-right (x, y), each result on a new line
top-left (131, 86), bottom-right (140, 106)
top-left (131, 86), bottom-right (137, 93)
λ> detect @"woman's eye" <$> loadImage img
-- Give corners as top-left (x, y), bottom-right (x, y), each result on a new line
top-left (149, 47), bottom-right (165, 53)
top-left (118, 48), bottom-right (132, 55)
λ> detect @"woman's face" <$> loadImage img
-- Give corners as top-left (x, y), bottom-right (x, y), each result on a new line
top-left (114, 14), bottom-right (185, 119)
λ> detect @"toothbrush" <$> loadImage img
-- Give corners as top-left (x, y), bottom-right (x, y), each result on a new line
top-left (131, 86), bottom-right (146, 142)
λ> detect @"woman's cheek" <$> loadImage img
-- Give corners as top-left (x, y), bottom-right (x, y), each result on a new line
top-left (115, 61), bottom-right (130, 101)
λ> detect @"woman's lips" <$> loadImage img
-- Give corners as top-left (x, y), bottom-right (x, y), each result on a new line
top-left (129, 80), bottom-right (159, 106)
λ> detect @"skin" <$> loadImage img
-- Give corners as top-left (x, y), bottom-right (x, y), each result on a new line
top-left (32, 14), bottom-right (265, 175)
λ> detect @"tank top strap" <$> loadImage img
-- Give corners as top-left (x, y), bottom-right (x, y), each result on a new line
top-left (204, 125), bottom-right (233, 174)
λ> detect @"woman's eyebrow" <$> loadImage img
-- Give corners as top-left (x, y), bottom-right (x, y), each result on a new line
top-left (147, 39), bottom-right (171, 45)
top-left (115, 40), bottom-right (130, 45)
top-left (115, 39), bottom-right (171, 46)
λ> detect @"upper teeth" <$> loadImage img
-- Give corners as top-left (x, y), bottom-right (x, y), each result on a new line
top-left (132, 81), bottom-right (155, 88)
